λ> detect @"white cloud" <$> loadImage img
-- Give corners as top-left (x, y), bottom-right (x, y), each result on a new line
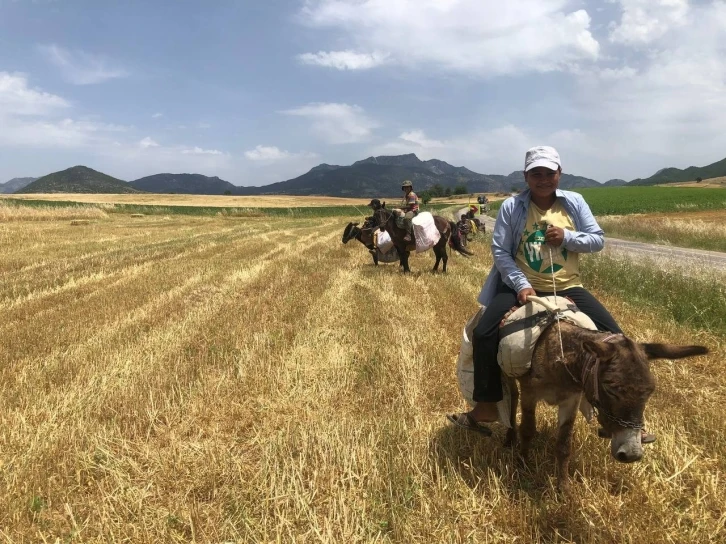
top-left (152, 112), bottom-right (163, 119)
top-left (0, 117), bottom-right (129, 149)
top-left (299, 0), bottom-right (599, 76)
top-left (139, 137), bottom-right (159, 148)
top-left (39, 44), bottom-right (129, 85)
top-left (281, 102), bottom-right (377, 143)
top-left (0, 73), bottom-right (130, 150)
top-left (609, 0), bottom-right (689, 45)
top-left (597, 66), bottom-right (638, 81)
top-left (182, 146), bottom-right (224, 155)
top-left (0, 72), bottom-right (69, 115)
top-left (565, 1), bottom-right (726, 179)
top-left (398, 130), bottom-right (447, 149)
top-left (244, 145), bottom-right (293, 161)
top-left (297, 50), bottom-right (389, 70)
top-left (372, 125), bottom-right (530, 173)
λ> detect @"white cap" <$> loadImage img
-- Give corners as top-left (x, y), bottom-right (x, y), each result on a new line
top-left (524, 146), bottom-right (561, 172)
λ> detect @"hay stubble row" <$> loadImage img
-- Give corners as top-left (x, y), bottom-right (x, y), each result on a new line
top-left (0, 210), bottom-right (724, 543)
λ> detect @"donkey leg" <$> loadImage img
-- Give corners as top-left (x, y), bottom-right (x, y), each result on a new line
top-left (555, 395), bottom-right (580, 491)
top-left (432, 245), bottom-right (446, 272)
top-left (401, 251), bottom-right (411, 273)
top-left (519, 390), bottom-right (537, 461)
top-left (504, 378), bottom-right (519, 447)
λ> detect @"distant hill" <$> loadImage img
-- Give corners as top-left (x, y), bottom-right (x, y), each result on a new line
top-left (1, 177), bottom-right (37, 194)
top-left (131, 173), bottom-right (238, 194)
top-left (6, 154), bottom-right (612, 198)
top-left (629, 156), bottom-right (726, 185)
top-left (236, 154), bottom-right (601, 198)
top-left (603, 178), bottom-right (628, 187)
top-left (19, 166), bottom-right (140, 194)
top-left (489, 170), bottom-right (601, 191)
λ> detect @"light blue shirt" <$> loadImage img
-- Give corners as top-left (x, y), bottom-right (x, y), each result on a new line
top-left (477, 188), bottom-right (605, 306)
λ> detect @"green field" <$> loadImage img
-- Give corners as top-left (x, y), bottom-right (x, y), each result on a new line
top-left (489, 186), bottom-right (726, 215)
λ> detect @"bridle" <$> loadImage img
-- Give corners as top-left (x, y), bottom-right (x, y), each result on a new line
top-left (567, 333), bottom-right (645, 430)
top-left (374, 208), bottom-right (395, 229)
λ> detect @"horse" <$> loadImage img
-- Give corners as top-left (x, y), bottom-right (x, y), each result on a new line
top-left (503, 318), bottom-right (708, 491)
top-left (341, 217), bottom-right (398, 266)
top-left (371, 203), bottom-right (471, 273)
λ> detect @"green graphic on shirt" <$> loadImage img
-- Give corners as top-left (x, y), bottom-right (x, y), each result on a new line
top-left (522, 227), bottom-right (568, 273)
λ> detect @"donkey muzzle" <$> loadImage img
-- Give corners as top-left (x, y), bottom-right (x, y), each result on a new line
top-left (610, 428), bottom-right (643, 463)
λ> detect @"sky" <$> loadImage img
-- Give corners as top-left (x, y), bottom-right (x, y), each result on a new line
top-left (1, 0), bottom-right (725, 186)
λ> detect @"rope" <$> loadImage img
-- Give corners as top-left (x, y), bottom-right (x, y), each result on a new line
top-left (352, 205), bottom-right (369, 220)
top-left (547, 243), bottom-right (566, 362)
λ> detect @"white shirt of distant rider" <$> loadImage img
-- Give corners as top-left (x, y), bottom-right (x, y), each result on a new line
top-left (515, 200), bottom-right (583, 291)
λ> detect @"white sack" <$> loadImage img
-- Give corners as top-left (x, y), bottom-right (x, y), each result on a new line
top-left (412, 212), bottom-right (441, 253)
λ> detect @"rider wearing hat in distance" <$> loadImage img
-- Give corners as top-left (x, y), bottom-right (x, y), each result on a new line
top-left (447, 145), bottom-right (655, 444)
top-left (400, 180), bottom-right (419, 242)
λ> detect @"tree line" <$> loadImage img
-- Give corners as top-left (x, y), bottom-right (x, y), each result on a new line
top-left (419, 183), bottom-right (468, 204)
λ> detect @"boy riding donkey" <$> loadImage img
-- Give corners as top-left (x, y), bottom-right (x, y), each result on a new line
top-left (447, 146), bottom-right (656, 444)
top-left (400, 180), bottom-right (419, 242)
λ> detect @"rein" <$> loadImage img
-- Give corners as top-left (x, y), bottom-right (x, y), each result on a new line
top-left (538, 223), bottom-right (643, 430)
top-left (375, 208), bottom-right (396, 230)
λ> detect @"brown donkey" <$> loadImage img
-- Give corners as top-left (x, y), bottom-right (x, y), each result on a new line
top-left (506, 320), bottom-right (708, 490)
top-left (371, 205), bottom-right (471, 273)
top-left (342, 218), bottom-right (394, 266)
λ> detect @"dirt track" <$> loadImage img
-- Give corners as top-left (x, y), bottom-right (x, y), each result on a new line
top-left (463, 210), bottom-right (726, 273)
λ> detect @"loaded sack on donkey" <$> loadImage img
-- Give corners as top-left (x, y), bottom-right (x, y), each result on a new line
top-left (455, 296), bottom-right (598, 426)
top-left (372, 228), bottom-right (400, 263)
top-left (393, 209), bottom-right (441, 252)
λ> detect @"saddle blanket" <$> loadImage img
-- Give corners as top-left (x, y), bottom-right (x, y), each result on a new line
top-left (498, 296), bottom-right (597, 378)
top-left (412, 212), bottom-right (440, 253)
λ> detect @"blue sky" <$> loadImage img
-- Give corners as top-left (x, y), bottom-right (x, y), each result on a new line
top-left (1, 0), bottom-right (725, 186)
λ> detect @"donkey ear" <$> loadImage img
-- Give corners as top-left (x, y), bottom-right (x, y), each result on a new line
top-left (641, 343), bottom-right (709, 361)
top-left (382, 201), bottom-right (386, 208)
top-left (583, 340), bottom-right (614, 360)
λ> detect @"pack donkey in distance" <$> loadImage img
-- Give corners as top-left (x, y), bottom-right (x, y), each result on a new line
top-left (341, 217), bottom-right (398, 266)
top-left (504, 315), bottom-right (708, 490)
top-left (370, 200), bottom-right (471, 273)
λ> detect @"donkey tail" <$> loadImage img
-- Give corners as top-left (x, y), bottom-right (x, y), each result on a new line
top-left (448, 221), bottom-right (474, 256)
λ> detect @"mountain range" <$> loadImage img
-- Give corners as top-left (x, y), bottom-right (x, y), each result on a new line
top-left (17, 166), bottom-right (141, 194)
top-left (236, 155), bottom-right (624, 197)
top-left (5, 153), bottom-right (725, 197)
top-left (0, 177), bottom-right (37, 193)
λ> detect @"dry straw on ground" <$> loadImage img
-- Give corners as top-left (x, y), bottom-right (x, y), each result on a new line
top-left (0, 207), bottom-right (723, 542)
top-left (0, 201), bottom-right (108, 222)
top-left (599, 210), bottom-right (726, 252)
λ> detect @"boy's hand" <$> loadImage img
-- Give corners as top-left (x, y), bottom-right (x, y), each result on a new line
top-left (545, 224), bottom-right (565, 247)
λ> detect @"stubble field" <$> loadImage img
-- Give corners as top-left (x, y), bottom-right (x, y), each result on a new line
top-left (1, 206), bottom-right (724, 543)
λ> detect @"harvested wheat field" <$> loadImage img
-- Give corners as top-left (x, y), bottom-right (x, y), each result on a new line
top-left (2, 193), bottom-right (374, 208)
top-left (1, 206), bottom-right (724, 543)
